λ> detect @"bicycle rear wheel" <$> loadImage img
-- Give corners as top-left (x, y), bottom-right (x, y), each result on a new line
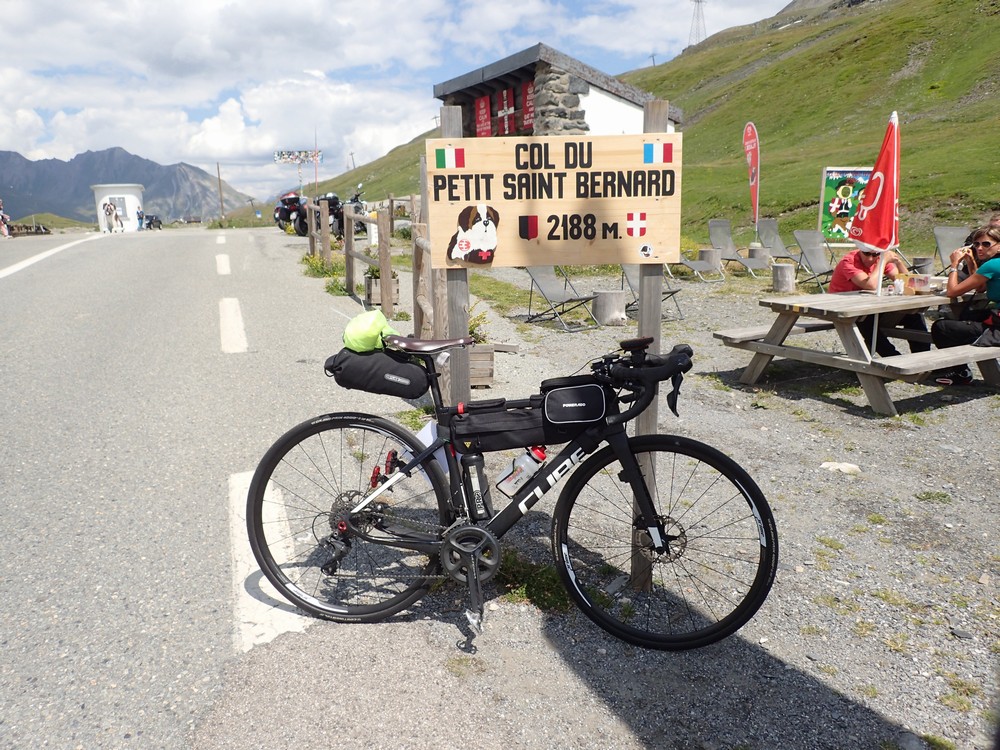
top-left (552, 434), bottom-right (777, 650)
top-left (247, 413), bottom-right (451, 622)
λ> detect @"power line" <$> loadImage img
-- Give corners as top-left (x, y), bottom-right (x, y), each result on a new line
top-left (689, 0), bottom-right (707, 47)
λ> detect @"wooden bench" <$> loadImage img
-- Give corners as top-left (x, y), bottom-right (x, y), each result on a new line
top-left (713, 320), bottom-right (834, 345)
top-left (870, 344), bottom-right (1000, 383)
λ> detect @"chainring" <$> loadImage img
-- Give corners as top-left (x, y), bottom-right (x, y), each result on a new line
top-left (440, 525), bottom-right (501, 584)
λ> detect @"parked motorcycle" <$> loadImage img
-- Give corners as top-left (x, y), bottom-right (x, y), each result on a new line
top-left (314, 193), bottom-right (341, 237)
top-left (291, 195), bottom-right (313, 237)
top-left (273, 191), bottom-right (302, 232)
top-left (343, 183), bottom-right (367, 236)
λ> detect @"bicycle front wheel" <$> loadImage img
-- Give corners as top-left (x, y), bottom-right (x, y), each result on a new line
top-left (552, 434), bottom-right (778, 650)
top-left (247, 413), bottom-right (451, 622)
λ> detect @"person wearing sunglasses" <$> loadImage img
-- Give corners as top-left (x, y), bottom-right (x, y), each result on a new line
top-left (828, 246), bottom-right (930, 357)
top-left (955, 213), bottom-right (1000, 280)
top-left (931, 225), bottom-right (1000, 385)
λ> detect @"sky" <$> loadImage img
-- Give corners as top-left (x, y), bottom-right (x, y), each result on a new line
top-left (1, 0), bottom-right (791, 202)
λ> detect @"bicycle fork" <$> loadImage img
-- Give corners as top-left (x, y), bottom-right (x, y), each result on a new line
top-left (605, 431), bottom-right (672, 571)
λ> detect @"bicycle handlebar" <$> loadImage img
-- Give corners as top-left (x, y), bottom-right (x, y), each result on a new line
top-left (593, 342), bottom-right (693, 424)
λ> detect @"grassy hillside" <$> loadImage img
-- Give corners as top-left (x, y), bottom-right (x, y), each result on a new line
top-left (626, 0), bottom-right (1000, 250)
top-left (229, 0), bottom-right (999, 254)
top-left (12, 212), bottom-right (94, 229)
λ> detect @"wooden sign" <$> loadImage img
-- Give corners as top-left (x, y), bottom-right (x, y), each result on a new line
top-left (425, 133), bottom-right (682, 268)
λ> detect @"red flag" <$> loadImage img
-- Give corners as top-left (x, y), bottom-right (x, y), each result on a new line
top-left (849, 111), bottom-right (899, 252)
top-left (475, 95), bottom-right (491, 138)
top-left (743, 122), bottom-right (760, 228)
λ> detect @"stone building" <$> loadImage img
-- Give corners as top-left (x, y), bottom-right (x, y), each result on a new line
top-left (433, 43), bottom-right (682, 137)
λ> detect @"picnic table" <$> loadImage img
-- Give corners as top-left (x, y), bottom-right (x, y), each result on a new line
top-left (714, 291), bottom-right (1000, 416)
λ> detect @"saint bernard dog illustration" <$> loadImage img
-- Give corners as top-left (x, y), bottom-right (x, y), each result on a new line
top-left (446, 204), bottom-right (500, 264)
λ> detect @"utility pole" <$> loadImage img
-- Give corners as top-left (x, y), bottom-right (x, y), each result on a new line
top-left (649, 53), bottom-right (657, 66)
top-left (216, 162), bottom-right (225, 225)
top-left (349, 152), bottom-right (356, 170)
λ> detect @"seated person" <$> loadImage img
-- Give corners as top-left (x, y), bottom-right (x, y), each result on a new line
top-left (955, 213), bottom-right (1000, 281)
top-left (828, 247), bottom-right (930, 357)
top-left (931, 225), bottom-right (1000, 385)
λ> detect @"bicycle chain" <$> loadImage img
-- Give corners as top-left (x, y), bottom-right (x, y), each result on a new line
top-left (354, 503), bottom-right (463, 581)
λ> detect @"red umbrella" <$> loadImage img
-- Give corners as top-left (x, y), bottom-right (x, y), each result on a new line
top-left (848, 111), bottom-right (899, 295)
top-left (743, 122), bottom-right (760, 233)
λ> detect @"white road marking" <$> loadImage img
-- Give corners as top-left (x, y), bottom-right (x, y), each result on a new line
top-left (216, 235), bottom-right (227, 244)
top-left (0, 234), bottom-right (104, 280)
top-left (219, 298), bottom-right (248, 353)
top-left (216, 254), bottom-right (231, 275)
top-left (228, 472), bottom-right (308, 653)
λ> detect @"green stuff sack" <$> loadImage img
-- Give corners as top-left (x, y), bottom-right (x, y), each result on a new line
top-left (342, 310), bottom-right (399, 352)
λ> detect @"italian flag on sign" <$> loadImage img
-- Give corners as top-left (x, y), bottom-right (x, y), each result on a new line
top-left (435, 147), bottom-right (465, 169)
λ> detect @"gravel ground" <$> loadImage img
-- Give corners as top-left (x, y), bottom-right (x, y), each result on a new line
top-left (194, 266), bottom-right (998, 750)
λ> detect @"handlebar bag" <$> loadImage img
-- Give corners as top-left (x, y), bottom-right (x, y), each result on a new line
top-left (325, 348), bottom-right (430, 399)
top-left (450, 406), bottom-right (545, 454)
top-left (540, 375), bottom-right (607, 443)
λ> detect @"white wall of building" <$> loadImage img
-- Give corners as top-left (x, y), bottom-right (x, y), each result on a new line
top-left (91, 184), bottom-right (145, 233)
top-left (581, 88), bottom-right (676, 135)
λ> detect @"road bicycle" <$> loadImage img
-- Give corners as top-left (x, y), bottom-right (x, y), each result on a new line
top-left (246, 335), bottom-right (778, 651)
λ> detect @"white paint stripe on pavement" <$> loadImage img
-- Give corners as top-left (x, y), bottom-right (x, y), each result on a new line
top-left (219, 297), bottom-right (248, 353)
top-left (228, 472), bottom-right (308, 653)
top-left (216, 254), bottom-right (231, 275)
top-left (0, 234), bottom-right (104, 280)
top-left (216, 234), bottom-right (227, 244)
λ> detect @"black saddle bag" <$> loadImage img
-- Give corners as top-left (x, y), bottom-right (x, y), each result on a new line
top-left (325, 348), bottom-right (431, 399)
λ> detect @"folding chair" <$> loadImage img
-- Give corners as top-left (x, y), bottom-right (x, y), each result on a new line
top-left (621, 264), bottom-right (684, 320)
top-left (666, 253), bottom-right (725, 282)
top-left (792, 230), bottom-right (836, 291)
top-left (525, 265), bottom-right (599, 331)
top-left (757, 218), bottom-right (802, 269)
top-left (709, 218), bottom-right (771, 278)
top-left (933, 226), bottom-right (970, 273)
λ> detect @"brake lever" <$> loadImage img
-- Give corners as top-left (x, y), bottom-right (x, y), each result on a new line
top-left (666, 372), bottom-right (684, 417)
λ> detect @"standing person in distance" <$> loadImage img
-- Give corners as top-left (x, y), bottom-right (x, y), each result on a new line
top-left (0, 198), bottom-right (11, 239)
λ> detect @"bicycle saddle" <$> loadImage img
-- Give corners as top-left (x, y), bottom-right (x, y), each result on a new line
top-left (385, 334), bottom-right (474, 354)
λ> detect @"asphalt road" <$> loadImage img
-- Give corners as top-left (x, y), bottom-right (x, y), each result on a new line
top-left (0, 227), bottom-right (373, 748)
top-left (5, 229), bottom-right (994, 750)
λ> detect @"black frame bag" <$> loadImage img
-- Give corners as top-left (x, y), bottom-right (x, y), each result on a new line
top-left (450, 398), bottom-right (546, 454)
top-left (325, 348), bottom-right (430, 399)
top-left (540, 375), bottom-right (608, 444)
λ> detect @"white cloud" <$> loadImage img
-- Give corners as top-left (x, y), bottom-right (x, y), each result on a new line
top-left (1, 0), bottom-right (789, 201)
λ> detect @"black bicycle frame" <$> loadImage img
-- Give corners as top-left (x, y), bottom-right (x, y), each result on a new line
top-left (349, 418), bottom-right (667, 556)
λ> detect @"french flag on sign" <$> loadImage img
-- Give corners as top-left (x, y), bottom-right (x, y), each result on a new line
top-left (435, 148), bottom-right (465, 169)
top-left (643, 143), bottom-right (673, 164)
top-left (627, 212), bottom-right (647, 237)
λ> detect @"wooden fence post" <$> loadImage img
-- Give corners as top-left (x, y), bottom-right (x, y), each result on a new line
top-left (632, 100), bottom-right (672, 592)
top-left (344, 218), bottom-right (356, 297)
top-left (377, 208), bottom-right (394, 318)
top-left (440, 105), bottom-right (469, 405)
top-left (636, 100), bottom-right (671, 439)
top-left (319, 200), bottom-right (331, 265)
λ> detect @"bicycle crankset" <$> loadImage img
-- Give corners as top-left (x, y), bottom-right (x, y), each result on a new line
top-left (441, 525), bottom-right (501, 637)
top-left (440, 525), bottom-right (500, 584)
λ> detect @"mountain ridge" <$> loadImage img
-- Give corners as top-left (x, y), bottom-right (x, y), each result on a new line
top-left (0, 147), bottom-right (252, 224)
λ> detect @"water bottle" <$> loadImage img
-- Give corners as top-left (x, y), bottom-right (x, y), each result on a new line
top-left (496, 446), bottom-right (547, 498)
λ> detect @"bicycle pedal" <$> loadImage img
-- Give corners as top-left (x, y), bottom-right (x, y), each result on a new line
top-left (464, 609), bottom-right (483, 635)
